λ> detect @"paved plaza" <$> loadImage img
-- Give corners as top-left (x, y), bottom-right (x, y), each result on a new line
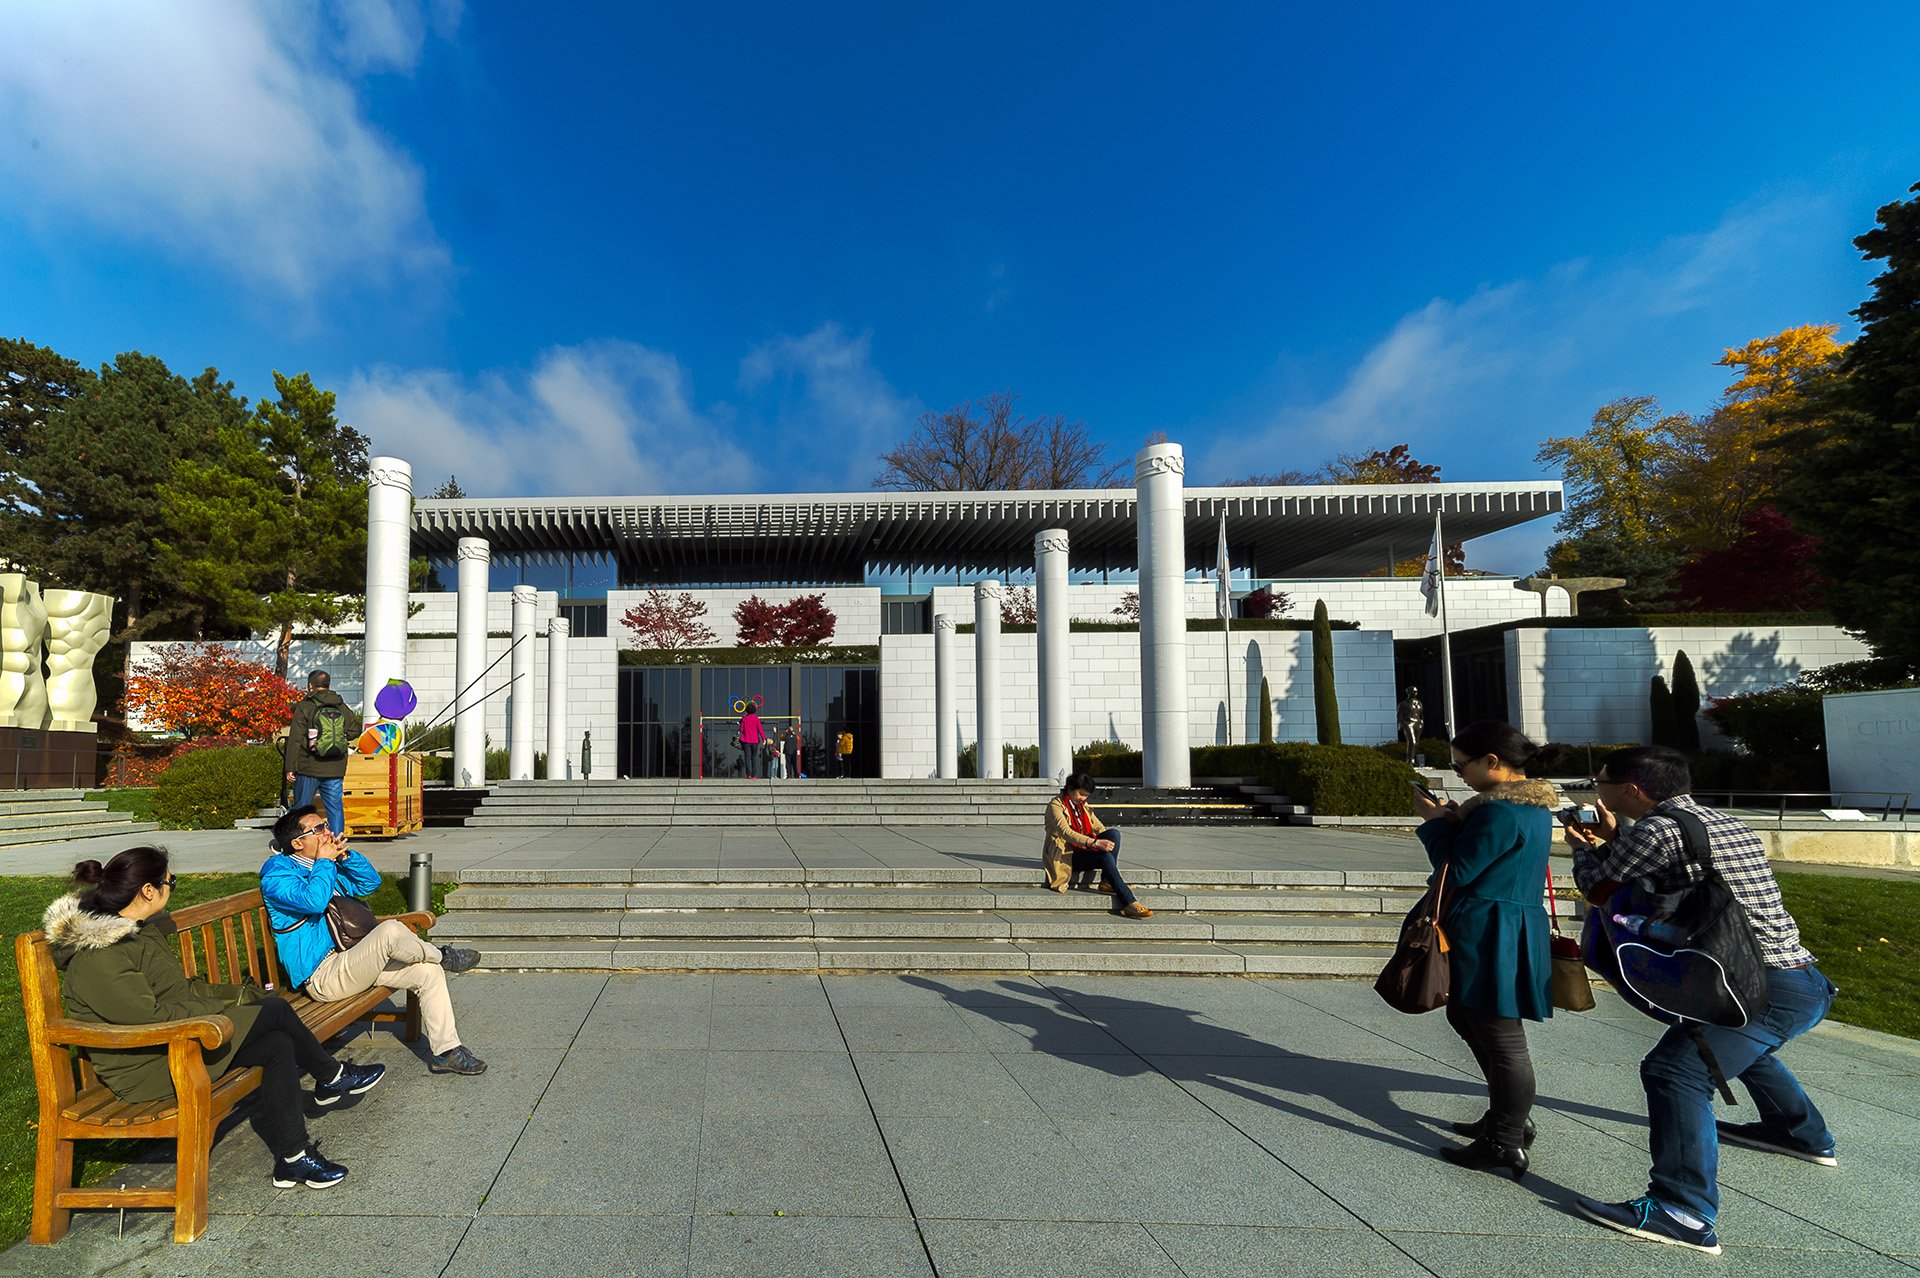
top-left (7, 822), bottom-right (1920, 1276)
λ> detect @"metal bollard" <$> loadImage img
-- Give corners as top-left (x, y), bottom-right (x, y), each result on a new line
top-left (407, 851), bottom-right (433, 915)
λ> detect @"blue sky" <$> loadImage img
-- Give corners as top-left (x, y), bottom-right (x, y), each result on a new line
top-left (4, 2), bottom-right (1917, 573)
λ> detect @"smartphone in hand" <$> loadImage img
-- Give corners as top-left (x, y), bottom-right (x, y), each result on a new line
top-left (1410, 779), bottom-right (1443, 805)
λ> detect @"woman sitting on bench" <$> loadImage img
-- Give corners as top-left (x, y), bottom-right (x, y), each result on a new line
top-left (1042, 772), bottom-right (1151, 919)
top-left (44, 846), bottom-right (386, 1191)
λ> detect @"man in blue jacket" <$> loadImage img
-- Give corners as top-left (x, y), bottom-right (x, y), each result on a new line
top-left (262, 806), bottom-right (487, 1075)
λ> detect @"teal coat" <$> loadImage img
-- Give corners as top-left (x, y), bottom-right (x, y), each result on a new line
top-left (1416, 779), bottom-right (1557, 1021)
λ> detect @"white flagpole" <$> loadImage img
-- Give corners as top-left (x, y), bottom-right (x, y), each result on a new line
top-left (1436, 514), bottom-right (1456, 740)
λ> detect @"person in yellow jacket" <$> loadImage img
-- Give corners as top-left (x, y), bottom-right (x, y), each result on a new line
top-left (1041, 772), bottom-right (1151, 918)
top-left (835, 730), bottom-right (854, 778)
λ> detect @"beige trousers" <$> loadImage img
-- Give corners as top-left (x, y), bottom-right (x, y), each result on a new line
top-left (305, 919), bottom-right (460, 1055)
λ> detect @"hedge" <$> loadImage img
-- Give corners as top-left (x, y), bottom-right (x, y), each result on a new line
top-left (153, 745), bottom-right (283, 830)
top-left (1082, 742), bottom-right (1421, 817)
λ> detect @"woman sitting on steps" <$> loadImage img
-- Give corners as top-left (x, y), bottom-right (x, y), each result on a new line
top-left (1042, 772), bottom-right (1151, 919)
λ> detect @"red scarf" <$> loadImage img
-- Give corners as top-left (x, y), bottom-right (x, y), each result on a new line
top-left (1065, 798), bottom-right (1096, 840)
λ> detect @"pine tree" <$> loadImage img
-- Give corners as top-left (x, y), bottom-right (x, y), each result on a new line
top-left (1258, 675), bottom-right (1274, 744)
top-left (1312, 600), bottom-right (1340, 745)
top-left (1649, 675), bottom-right (1680, 748)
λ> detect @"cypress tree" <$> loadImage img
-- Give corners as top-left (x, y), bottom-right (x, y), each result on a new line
top-left (1671, 651), bottom-right (1702, 751)
top-left (1312, 600), bottom-right (1340, 745)
top-left (1649, 675), bottom-right (1680, 748)
top-left (1258, 676), bottom-right (1274, 744)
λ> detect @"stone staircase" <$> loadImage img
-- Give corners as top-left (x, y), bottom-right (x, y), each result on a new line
top-left (0, 789), bottom-right (161, 849)
top-left (433, 864), bottom-right (1582, 976)
top-left (463, 779), bottom-right (1298, 828)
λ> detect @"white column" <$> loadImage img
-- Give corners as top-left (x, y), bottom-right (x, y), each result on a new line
top-left (362, 457), bottom-right (413, 726)
top-left (1136, 443), bottom-right (1191, 787)
top-left (934, 613), bottom-right (958, 779)
top-left (973, 579), bottom-right (1003, 781)
top-left (546, 615), bottom-right (570, 780)
top-left (1035, 528), bottom-right (1072, 785)
top-left (509, 585), bottom-right (537, 781)
top-left (453, 538), bottom-right (489, 787)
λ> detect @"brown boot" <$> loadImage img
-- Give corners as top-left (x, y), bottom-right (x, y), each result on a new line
top-left (1120, 902), bottom-right (1152, 919)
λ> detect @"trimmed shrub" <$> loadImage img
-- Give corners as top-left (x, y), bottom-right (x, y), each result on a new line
top-left (1258, 677), bottom-right (1273, 744)
top-left (1671, 651), bottom-right (1702, 751)
top-left (1704, 685), bottom-right (1827, 758)
top-left (485, 748), bottom-right (548, 780)
top-left (1312, 600), bottom-right (1340, 745)
top-left (153, 745), bottom-right (283, 829)
top-left (1649, 675), bottom-right (1680, 749)
top-left (959, 742), bottom-right (1040, 779)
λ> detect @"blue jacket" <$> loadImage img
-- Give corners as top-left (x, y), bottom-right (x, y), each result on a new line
top-left (260, 848), bottom-right (383, 988)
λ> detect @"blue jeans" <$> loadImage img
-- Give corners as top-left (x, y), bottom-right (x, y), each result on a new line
top-left (291, 774), bottom-right (345, 836)
top-left (1068, 828), bottom-right (1136, 907)
top-left (1641, 964), bottom-right (1837, 1222)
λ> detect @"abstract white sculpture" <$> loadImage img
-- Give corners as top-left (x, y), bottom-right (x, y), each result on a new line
top-left (0, 572), bottom-right (50, 729)
top-left (43, 589), bottom-right (113, 733)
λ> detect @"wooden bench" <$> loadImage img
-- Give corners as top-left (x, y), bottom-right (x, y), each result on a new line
top-left (15, 888), bottom-right (433, 1245)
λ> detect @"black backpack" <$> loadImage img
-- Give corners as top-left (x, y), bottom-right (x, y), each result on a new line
top-left (1581, 808), bottom-right (1774, 1101)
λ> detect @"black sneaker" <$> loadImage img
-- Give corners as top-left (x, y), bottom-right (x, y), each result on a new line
top-left (1717, 1121), bottom-right (1838, 1166)
top-left (271, 1146), bottom-right (349, 1189)
top-left (313, 1060), bottom-right (386, 1107)
top-left (439, 944), bottom-right (482, 974)
top-left (430, 1044), bottom-right (488, 1075)
top-left (1573, 1195), bottom-right (1720, 1255)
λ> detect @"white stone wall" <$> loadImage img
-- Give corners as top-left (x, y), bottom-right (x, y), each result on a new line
top-left (1823, 688), bottom-right (1920, 806)
top-left (881, 628), bottom-right (1398, 779)
top-left (606, 586), bottom-right (883, 647)
top-left (1505, 625), bottom-right (1874, 746)
top-left (127, 588), bottom-right (617, 781)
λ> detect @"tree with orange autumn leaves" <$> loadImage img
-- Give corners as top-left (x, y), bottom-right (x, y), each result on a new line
top-left (123, 644), bottom-right (300, 740)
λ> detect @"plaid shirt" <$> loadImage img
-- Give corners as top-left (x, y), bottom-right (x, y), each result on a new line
top-left (1571, 794), bottom-right (1813, 969)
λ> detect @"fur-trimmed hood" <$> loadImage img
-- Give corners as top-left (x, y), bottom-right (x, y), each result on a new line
top-left (42, 893), bottom-right (148, 970)
top-left (1456, 778), bottom-right (1560, 819)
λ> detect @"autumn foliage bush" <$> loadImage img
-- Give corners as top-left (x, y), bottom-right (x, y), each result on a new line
top-left (124, 644), bottom-right (299, 741)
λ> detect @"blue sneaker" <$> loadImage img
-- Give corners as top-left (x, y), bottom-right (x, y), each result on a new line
top-left (271, 1145), bottom-right (349, 1189)
top-left (1717, 1121), bottom-right (1838, 1166)
top-left (1574, 1195), bottom-right (1721, 1255)
top-left (313, 1060), bottom-right (386, 1107)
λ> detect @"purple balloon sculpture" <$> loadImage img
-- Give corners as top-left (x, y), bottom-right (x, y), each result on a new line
top-left (374, 678), bottom-right (417, 722)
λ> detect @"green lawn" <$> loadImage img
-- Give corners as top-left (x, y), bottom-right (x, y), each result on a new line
top-left (0, 871), bottom-right (441, 1251)
top-left (1777, 870), bottom-right (1920, 1041)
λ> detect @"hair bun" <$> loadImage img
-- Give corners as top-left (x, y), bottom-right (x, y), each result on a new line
top-left (72, 860), bottom-right (105, 885)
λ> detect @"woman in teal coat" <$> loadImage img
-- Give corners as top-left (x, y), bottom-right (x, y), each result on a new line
top-left (1414, 720), bottom-right (1557, 1182)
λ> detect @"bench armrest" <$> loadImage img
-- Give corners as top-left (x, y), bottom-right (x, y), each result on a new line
top-left (44, 1014), bottom-right (234, 1052)
top-left (381, 910), bottom-right (435, 933)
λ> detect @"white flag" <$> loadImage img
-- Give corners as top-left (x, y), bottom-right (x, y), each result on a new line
top-left (1419, 512), bottom-right (1444, 618)
top-left (1216, 512), bottom-right (1231, 620)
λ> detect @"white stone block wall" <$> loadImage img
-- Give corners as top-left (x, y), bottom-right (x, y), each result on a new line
top-left (881, 629), bottom-right (1398, 779)
top-left (1505, 625), bottom-right (1874, 746)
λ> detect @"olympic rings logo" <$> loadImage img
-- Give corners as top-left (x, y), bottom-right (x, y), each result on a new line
top-left (729, 695), bottom-right (766, 714)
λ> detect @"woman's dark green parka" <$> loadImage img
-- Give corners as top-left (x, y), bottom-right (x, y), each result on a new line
top-left (44, 893), bottom-right (265, 1104)
top-left (1415, 779), bottom-right (1558, 1021)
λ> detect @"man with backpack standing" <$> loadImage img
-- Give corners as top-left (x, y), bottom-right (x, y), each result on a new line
top-left (1565, 745), bottom-right (1837, 1256)
top-left (285, 671), bottom-right (353, 836)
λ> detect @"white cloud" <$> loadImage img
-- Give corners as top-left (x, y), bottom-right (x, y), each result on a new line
top-left (739, 323), bottom-right (921, 489)
top-left (0, 0), bottom-right (450, 297)
top-left (341, 342), bottom-right (756, 498)
top-left (1204, 193), bottom-right (1857, 573)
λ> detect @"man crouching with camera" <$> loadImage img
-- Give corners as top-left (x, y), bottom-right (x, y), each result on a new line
top-left (261, 806), bottom-right (488, 1076)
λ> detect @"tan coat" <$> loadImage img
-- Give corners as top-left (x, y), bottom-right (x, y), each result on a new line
top-left (1041, 796), bottom-right (1108, 891)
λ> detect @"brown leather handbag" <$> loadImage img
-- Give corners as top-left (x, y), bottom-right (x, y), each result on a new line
top-left (1375, 863), bottom-right (1450, 1014)
top-left (1546, 864), bottom-right (1596, 1012)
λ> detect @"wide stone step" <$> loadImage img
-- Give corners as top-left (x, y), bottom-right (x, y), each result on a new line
top-left (432, 908), bottom-right (1405, 946)
top-left (443, 884), bottom-right (1430, 914)
top-left (0, 809), bottom-right (142, 831)
top-left (453, 937), bottom-right (1393, 975)
top-left (455, 867), bottom-right (1432, 888)
top-left (0, 820), bottom-right (161, 848)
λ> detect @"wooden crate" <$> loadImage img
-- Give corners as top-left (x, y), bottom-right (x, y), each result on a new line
top-left (343, 751), bottom-right (423, 839)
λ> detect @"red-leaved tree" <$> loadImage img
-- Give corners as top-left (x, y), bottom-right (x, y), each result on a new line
top-left (1669, 506), bottom-right (1825, 612)
top-left (621, 589), bottom-right (718, 648)
top-left (734, 594), bottom-right (839, 646)
top-left (1002, 587), bottom-right (1038, 624)
top-left (123, 644), bottom-right (300, 741)
top-left (1111, 591), bottom-right (1139, 621)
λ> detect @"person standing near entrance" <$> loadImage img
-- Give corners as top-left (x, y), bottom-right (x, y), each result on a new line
top-left (739, 705), bottom-right (766, 778)
top-left (835, 729), bottom-right (854, 777)
top-left (284, 671), bottom-right (352, 836)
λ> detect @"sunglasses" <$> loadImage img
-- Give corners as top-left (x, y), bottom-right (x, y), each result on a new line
top-left (295, 824), bottom-right (330, 840)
